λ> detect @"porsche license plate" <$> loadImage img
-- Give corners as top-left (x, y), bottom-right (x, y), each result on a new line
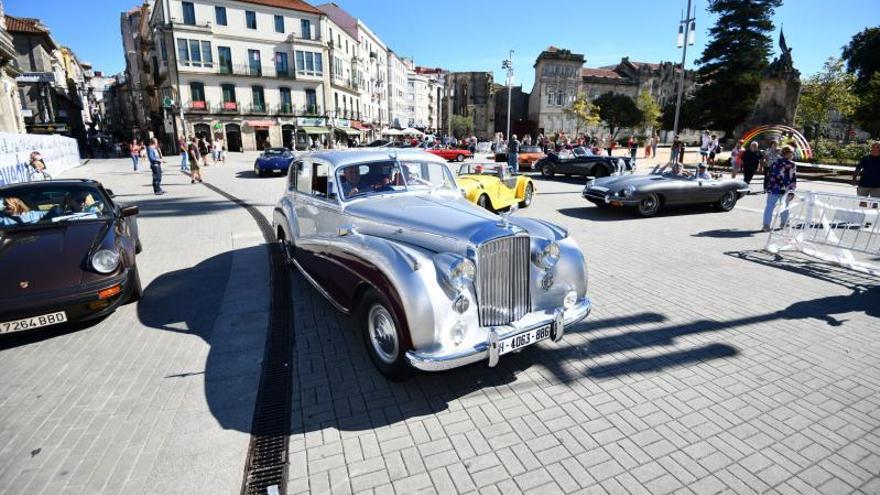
top-left (0, 311), bottom-right (67, 334)
top-left (498, 323), bottom-right (552, 356)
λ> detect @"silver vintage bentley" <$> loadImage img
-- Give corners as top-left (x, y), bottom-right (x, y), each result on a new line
top-left (273, 149), bottom-right (591, 379)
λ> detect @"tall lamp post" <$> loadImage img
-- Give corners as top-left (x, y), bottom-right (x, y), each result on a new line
top-left (672, 0), bottom-right (696, 138)
top-left (502, 50), bottom-right (513, 139)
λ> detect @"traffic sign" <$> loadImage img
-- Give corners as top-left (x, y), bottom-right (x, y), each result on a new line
top-left (163, 96), bottom-right (174, 108)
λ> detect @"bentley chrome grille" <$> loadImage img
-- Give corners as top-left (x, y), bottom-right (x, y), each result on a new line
top-left (476, 235), bottom-right (531, 326)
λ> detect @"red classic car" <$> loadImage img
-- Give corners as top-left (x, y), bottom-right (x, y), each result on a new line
top-left (423, 145), bottom-right (472, 162)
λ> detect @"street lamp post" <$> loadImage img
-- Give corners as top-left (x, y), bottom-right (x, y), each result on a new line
top-left (672, 0), bottom-right (696, 138)
top-left (502, 50), bottom-right (513, 140)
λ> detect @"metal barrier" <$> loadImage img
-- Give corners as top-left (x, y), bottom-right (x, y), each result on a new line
top-left (765, 191), bottom-right (880, 276)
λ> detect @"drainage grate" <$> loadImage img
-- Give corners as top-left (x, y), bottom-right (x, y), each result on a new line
top-left (202, 183), bottom-right (294, 495)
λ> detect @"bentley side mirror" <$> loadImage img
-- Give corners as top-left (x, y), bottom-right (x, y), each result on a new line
top-left (121, 205), bottom-right (139, 217)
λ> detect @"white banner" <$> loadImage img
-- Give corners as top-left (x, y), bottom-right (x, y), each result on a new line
top-left (0, 133), bottom-right (82, 186)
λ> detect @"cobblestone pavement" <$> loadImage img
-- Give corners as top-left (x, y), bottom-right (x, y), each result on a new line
top-left (0, 153), bottom-right (877, 494)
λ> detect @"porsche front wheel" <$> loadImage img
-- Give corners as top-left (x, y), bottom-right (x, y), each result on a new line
top-left (637, 193), bottom-right (661, 217)
top-left (519, 184), bottom-right (534, 208)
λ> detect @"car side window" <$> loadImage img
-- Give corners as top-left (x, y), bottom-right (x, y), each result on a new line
top-left (310, 163), bottom-right (334, 201)
top-left (288, 161), bottom-right (302, 191)
top-left (295, 161), bottom-right (310, 194)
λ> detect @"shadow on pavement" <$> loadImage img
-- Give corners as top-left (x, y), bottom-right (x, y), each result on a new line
top-left (557, 204), bottom-right (717, 222)
top-left (137, 247), bottom-right (263, 433)
top-left (236, 170), bottom-right (287, 180)
top-left (133, 195), bottom-right (272, 218)
top-left (693, 228), bottom-right (763, 238)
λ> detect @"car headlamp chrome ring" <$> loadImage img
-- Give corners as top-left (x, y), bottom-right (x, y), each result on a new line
top-left (533, 241), bottom-right (561, 270)
top-left (92, 249), bottom-right (120, 274)
top-left (621, 185), bottom-right (636, 198)
top-left (449, 258), bottom-right (476, 288)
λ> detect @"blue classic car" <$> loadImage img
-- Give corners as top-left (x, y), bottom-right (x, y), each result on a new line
top-left (254, 148), bottom-right (295, 176)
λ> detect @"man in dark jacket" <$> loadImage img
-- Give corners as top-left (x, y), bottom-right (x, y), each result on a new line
top-left (740, 141), bottom-right (763, 191)
top-left (853, 142), bottom-right (880, 198)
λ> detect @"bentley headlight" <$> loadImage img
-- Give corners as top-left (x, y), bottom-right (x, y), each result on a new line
top-left (92, 249), bottom-right (120, 274)
top-left (449, 258), bottom-right (476, 288)
top-left (621, 185), bottom-right (636, 198)
top-left (563, 290), bottom-right (578, 309)
top-left (534, 241), bottom-right (561, 269)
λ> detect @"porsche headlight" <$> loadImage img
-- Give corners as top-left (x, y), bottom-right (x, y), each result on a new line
top-left (533, 241), bottom-right (561, 269)
top-left (620, 185), bottom-right (636, 198)
top-left (92, 249), bottom-right (120, 274)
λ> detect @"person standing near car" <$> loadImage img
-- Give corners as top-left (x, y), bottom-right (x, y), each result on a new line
top-left (187, 136), bottom-right (203, 184)
top-left (699, 130), bottom-right (711, 164)
top-left (670, 135), bottom-right (682, 164)
top-left (129, 139), bottom-right (141, 171)
top-left (146, 138), bottom-right (165, 196)
top-left (762, 146), bottom-right (797, 231)
top-left (853, 142), bottom-right (880, 198)
top-left (628, 135), bottom-right (638, 160)
top-left (178, 135), bottom-right (189, 172)
top-left (762, 140), bottom-right (780, 193)
top-left (507, 134), bottom-right (521, 174)
top-left (741, 141), bottom-right (763, 191)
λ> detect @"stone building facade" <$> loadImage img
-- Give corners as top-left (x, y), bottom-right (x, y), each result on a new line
top-left (442, 71), bottom-right (495, 139)
top-left (0, 0), bottom-right (25, 134)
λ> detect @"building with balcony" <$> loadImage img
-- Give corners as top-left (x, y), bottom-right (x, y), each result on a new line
top-left (386, 50), bottom-right (407, 129)
top-left (143, 0), bottom-right (333, 151)
top-left (0, 0), bottom-right (25, 133)
top-left (414, 66), bottom-right (445, 135)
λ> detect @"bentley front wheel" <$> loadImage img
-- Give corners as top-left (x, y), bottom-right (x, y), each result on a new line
top-left (360, 289), bottom-right (411, 381)
top-left (637, 193), bottom-right (661, 217)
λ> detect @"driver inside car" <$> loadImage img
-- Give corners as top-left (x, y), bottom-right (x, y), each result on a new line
top-left (340, 166), bottom-right (363, 198)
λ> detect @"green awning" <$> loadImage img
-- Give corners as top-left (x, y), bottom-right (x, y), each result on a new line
top-left (337, 127), bottom-right (361, 136)
top-left (300, 126), bottom-right (329, 135)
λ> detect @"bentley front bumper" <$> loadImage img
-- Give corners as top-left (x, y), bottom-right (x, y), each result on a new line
top-left (405, 297), bottom-right (592, 372)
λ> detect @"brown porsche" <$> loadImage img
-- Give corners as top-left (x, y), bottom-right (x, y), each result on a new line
top-left (0, 179), bottom-right (142, 334)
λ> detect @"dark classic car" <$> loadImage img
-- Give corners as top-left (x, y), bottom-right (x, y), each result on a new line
top-left (582, 170), bottom-right (750, 216)
top-left (273, 149), bottom-right (591, 379)
top-left (254, 147), bottom-right (295, 176)
top-left (0, 180), bottom-right (142, 334)
top-left (535, 147), bottom-right (635, 178)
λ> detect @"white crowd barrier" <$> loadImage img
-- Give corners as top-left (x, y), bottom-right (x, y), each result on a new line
top-left (766, 191), bottom-right (880, 276)
top-left (0, 132), bottom-right (82, 186)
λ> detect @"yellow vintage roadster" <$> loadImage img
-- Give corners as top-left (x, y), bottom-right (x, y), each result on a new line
top-left (457, 163), bottom-right (535, 212)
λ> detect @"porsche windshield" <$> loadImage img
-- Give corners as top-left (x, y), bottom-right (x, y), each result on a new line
top-left (0, 184), bottom-right (111, 229)
top-left (336, 160), bottom-right (455, 200)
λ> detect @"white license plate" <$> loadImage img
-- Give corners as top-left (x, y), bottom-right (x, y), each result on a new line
top-left (0, 311), bottom-right (67, 334)
top-left (498, 323), bottom-right (552, 356)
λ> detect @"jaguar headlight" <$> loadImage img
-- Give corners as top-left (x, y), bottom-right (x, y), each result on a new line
top-left (621, 185), bottom-right (636, 198)
top-left (533, 241), bottom-right (561, 270)
top-left (92, 249), bottom-right (120, 274)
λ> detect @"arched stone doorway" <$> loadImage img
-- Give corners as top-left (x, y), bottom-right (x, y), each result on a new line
top-left (193, 123), bottom-right (212, 141)
top-left (225, 123), bottom-right (242, 152)
top-left (281, 124), bottom-right (295, 150)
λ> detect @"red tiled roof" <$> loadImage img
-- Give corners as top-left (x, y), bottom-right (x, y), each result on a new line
top-left (5, 16), bottom-right (48, 34)
top-left (581, 68), bottom-right (623, 79)
top-left (237, 0), bottom-right (321, 14)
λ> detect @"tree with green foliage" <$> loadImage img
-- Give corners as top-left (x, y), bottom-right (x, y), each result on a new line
top-left (842, 27), bottom-right (880, 137)
top-left (563, 93), bottom-right (601, 136)
top-left (661, 98), bottom-right (703, 131)
top-left (636, 90), bottom-right (662, 133)
top-left (795, 57), bottom-right (857, 139)
top-left (593, 92), bottom-right (642, 138)
top-left (692, 0), bottom-right (783, 136)
top-left (449, 114), bottom-right (474, 139)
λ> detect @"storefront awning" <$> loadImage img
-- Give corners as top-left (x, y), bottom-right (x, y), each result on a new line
top-left (300, 126), bottom-right (329, 135)
top-left (350, 120), bottom-right (370, 130)
top-left (245, 120), bottom-right (275, 128)
top-left (337, 128), bottom-right (361, 136)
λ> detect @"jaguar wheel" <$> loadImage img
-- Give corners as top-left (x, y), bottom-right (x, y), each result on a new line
top-left (519, 183), bottom-right (534, 208)
top-left (477, 194), bottom-right (493, 212)
top-left (595, 166), bottom-right (610, 178)
top-left (360, 289), bottom-right (411, 381)
top-left (541, 163), bottom-right (555, 177)
top-left (716, 190), bottom-right (738, 212)
top-left (637, 193), bottom-right (661, 217)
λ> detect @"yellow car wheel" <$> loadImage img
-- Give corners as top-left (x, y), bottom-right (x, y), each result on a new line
top-left (519, 183), bottom-right (534, 208)
top-left (477, 194), bottom-right (493, 212)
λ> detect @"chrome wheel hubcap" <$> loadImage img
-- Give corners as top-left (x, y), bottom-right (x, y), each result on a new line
top-left (368, 305), bottom-right (398, 364)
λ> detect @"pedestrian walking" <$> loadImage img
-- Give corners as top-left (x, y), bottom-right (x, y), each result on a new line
top-left (178, 135), bottom-right (189, 172)
top-left (652, 132), bottom-right (659, 160)
top-left (212, 138), bottom-right (222, 165)
top-left (708, 134), bottom-right (719, 165)
top-left (507, 134), bottom-right (520, 174)
top-left (146, 138), bottom-right (165, 196)
top-left (741, 141), bottom-right (763, 190)
top-left (644, 135), bottom-right (652, 158)
top-left (853, 142), bottom-right (880, 198)
top-left (187, 136), bottom-right (203, 183)
top-left (670, 135), bottom-right (682, 164)
top-left (762, 140), bottom-right (780, 193)
top-left (762, 146), bottom-right (797, 231)
top-left (730, 140), bottom-right (744, 178)
top-left (197, 137), bottom-right (210, 166)
top-left (628, 135), bottom-right (638, 160)
top-left (699, 130), bottom-right (711, 164)
top-left (129, 139), bottom-right (141, 171)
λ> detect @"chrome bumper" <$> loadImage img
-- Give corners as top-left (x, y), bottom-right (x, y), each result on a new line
top-left (405, 297), bottom-right (592, 372)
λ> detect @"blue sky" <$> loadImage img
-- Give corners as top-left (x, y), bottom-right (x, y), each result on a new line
top-left (6, 0), bottom-right (877, 91)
